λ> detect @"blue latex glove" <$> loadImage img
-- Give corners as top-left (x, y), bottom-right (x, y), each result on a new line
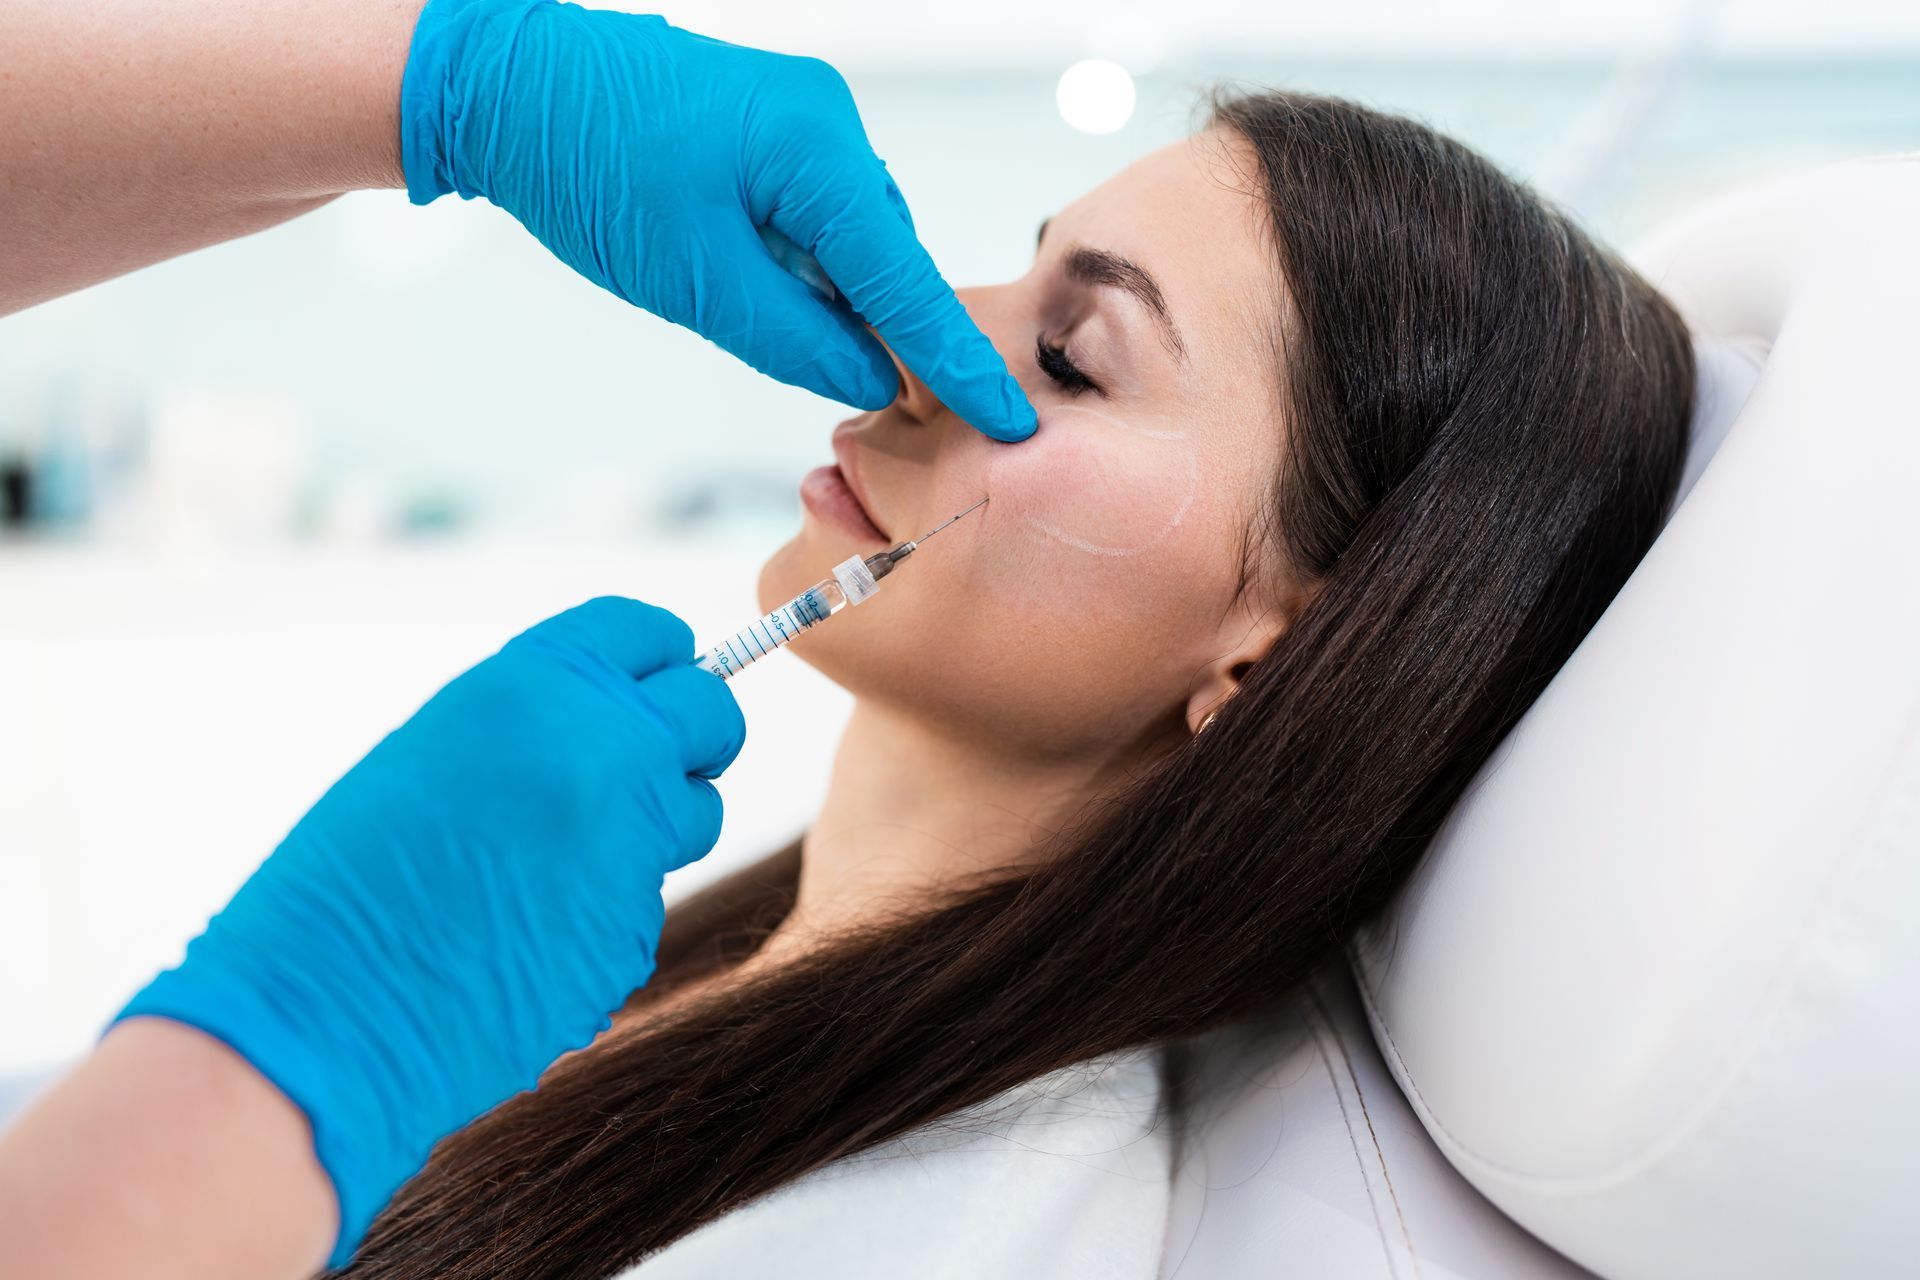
top-left (113, 598), bottom-right (744, 1267)
top-left (399, 0), bottom-right (1036, 442)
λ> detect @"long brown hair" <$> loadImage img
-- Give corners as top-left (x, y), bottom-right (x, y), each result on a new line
top-left (341, 89), bottom-right (1695, 1278)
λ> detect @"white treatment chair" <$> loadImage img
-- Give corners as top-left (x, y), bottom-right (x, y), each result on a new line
top-left (1160, 153), bottom-right (1920, 1279)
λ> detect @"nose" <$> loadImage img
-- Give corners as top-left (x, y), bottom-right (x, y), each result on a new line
top-left (883, 337), bottom-right (944, 423)
top-left (881, 285), bottom-right (1023, 428)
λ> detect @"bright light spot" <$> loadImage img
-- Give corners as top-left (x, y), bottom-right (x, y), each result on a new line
top-left (1055, 59), bottom-right (1136, 135)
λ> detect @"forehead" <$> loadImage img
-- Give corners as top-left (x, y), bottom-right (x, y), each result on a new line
top-left (1048, 130), bottom-right (1278, 370)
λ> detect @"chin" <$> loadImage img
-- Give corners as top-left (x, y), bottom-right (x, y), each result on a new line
top-left (755, 536), bottom-right (861, 687)
top-left (755, 536), bottom-right (801, 616)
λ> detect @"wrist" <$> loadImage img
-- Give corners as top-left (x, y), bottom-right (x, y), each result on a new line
top-left (321, 0), bottom-right (433, 193)
top-left (0, 1020), bottom-right (336, 1278)
top-left (398, 0), bottom-right (545, 205)
top-left (111, 881), bottom-right (452, 1265)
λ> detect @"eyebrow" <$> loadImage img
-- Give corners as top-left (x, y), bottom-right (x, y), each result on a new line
top-left (1036, 218), bottom-right (1188, 362)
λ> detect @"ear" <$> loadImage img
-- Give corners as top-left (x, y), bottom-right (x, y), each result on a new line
top-left (1183, 602), bottom-right (1292, 737)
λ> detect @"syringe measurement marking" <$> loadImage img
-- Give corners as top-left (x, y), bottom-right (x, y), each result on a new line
top-left (698, 497), bottom-right (986, 683)
top-left (720, 590), bottom-right (824, 673)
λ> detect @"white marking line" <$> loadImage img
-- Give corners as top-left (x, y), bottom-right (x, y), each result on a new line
top-left (1024, 406), bottom-right (1200, 557)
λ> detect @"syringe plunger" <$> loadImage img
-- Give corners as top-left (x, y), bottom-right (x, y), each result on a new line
top-left (695, 554), bottom-right (879, 680)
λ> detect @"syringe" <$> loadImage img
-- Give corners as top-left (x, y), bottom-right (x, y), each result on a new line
top-left (695, 496), bottom-right (988, 681)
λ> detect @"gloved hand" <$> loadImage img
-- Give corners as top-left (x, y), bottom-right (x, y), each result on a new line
top-left (399, 0), bottom-right (1036, 442)
top-left (113, 598), bottom-right (744, 1267)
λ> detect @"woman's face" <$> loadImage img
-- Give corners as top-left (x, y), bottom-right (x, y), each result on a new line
top-left (759, 130), bottom-right (1293, 759)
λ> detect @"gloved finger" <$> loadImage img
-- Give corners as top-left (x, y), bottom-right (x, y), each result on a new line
top-left (700, 224), bottom-right (900, 409)
top-left (632, 663), bottom-right (748, 778)
top-left (663, 777), bottom-right (725, 871)
top-left (758, 224), bottom-right (837, 304)
top-left (775, 169), bottom-right (1037, 442)
top-left (520, 596), bottom-right (695, 678)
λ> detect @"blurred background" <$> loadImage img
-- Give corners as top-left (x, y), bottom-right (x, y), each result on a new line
top-left (5, 0), bottom-right (1918, 1078)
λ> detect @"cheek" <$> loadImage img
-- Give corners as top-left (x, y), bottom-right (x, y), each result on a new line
top-left (951, 402), bottom-right (1218, 676)
top-left (982, 405), bottom-right (1199, 558)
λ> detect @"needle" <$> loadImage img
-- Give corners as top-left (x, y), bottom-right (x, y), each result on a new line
top-left (912, 495), bottom-right (990, 544)
top-left (861, 495), bottom-right (989, 583)
top-left (695, 497), bottom-right (991, 680)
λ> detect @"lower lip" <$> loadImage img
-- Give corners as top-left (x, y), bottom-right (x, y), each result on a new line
top-left (800, 464), bottom-right (887, 543)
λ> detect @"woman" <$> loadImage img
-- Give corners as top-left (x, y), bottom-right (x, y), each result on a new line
top-left (342, 88), bottom-right (1695, 1278)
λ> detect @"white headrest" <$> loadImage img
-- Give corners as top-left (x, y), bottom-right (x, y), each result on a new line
top-left (1349, 154), bottom-right (1920, 1278)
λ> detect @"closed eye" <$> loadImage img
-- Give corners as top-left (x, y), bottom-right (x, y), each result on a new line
top-left (1035, 335), bottom-right (1101, 396)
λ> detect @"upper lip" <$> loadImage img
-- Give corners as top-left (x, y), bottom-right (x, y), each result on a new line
top-left (831, 423), bottom-right (890, 541)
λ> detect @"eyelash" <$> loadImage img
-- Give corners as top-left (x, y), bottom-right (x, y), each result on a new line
top-left (1035, 335), bottom-right (1100, 396)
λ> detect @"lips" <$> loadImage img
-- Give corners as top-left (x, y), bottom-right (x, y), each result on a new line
top-left (800, 450), bottom-right (888, 544)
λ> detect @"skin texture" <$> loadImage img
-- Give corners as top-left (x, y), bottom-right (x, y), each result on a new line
top-left (0, 0), bottom-right (423, 315)
top-left (752, 131), bottom-right (1307, 954)
top-left (983, 403), bottom-right (1200, 558)
top-left (0, 1019), bottom-right (336, 1277)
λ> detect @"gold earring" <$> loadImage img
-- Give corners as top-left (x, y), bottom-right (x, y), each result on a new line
top-left (1197, 710), bottom-right (1219, 736)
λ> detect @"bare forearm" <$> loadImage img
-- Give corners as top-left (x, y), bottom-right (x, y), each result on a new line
top-left (0, 1019), bottom-right (336, 1280)
top-left (0, 0), bottom-right (425, 314)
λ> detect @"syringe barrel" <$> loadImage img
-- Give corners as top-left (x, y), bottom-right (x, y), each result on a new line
top-left (694, 554), bottom-right (884, 681)
top-left (695, 579), bottom-right (847, 680)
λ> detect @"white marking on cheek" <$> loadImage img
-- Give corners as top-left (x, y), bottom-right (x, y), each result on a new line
top-left (995, 404), bottom-right (1201, 559)
top-left (1026, 448), bottom-right (1199, 557)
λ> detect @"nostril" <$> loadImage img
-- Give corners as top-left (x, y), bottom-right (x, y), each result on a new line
top-left (870, 331), bottom-right (922, 411)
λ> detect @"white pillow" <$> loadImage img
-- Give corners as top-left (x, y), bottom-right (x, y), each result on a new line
top-left (1350, 154), bottom-right (1920, 1279)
